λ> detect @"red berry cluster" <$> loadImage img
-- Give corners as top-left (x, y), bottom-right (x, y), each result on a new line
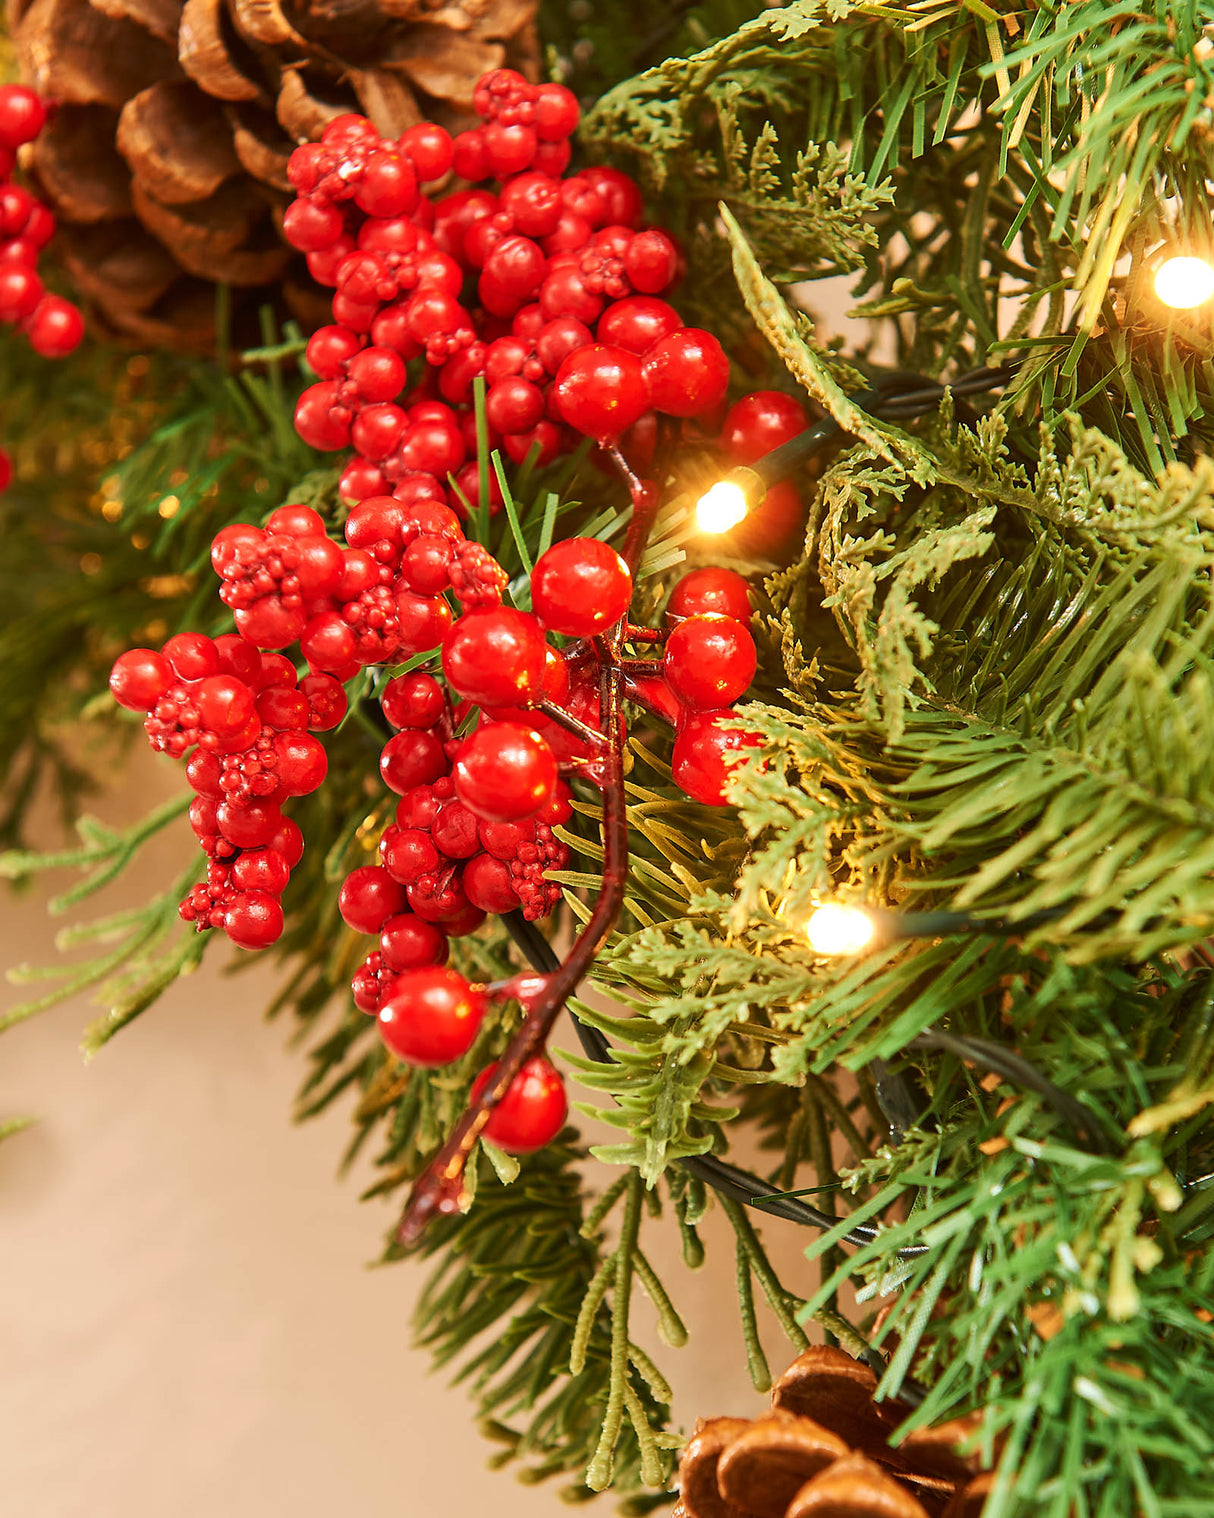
top-left (109, 507), bottom-right (349, 951)
top-left (0, 85), bottom-right (84, 360)
top-left (282, 69), bottom-right (730, 512)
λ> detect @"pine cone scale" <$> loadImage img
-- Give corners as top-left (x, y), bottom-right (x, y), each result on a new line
top-left (178, 0), bottom-right (266, 102)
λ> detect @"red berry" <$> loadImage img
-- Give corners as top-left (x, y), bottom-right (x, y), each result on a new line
top-left (580, 167), bottom-right (644, 228)
top-left (355, 150), bottom-right (418, 218)
top-left (267, 816), bottom-right (305, 868)
top-left (381, 671), bottom-right (446, 729)
top-left (273, 730), bottom-right (328, 795)
top-left (295, 382), bottom-right (351, 451)
top-left (400, 123), bottom-right (453, 182)
top-left (553, 344), bottom-right (650, 441)
top-left (194, 675), bottom-right (257, 742)
top-left (484, 121), bottom-right (537, 177)
top-left (485, 376), bottom-right (545, 434)
top-left (339, 865), bottom-right (408, 934)
top-left (224, 891), bottom-right (284, 950)
top-left (379, 912), bottom-right (448, 972)
top-left (283, 196), bottom-right (345, 252)
top-left (471, 1057), bottom-right (567, 1152)
top-left (721, 391), bottom-right (810, 463)
top-left (300, 612), bottom-right (356, 671)
top-left (596, 296), bottom-right (682, 355)
top-left (534, 84), bottom-right (580, 142)
top-left (530, 537), bottom-right (632, 637)
top-left (377, 966), bottom-right (485, 1066)
top-left (451, 127), bottom-right (489, 182)
top-left (0, 447), bottom-right (10, 494)
top-left (622, 228), bottom-right (678, 293)
top-left (305, 325), bottom-right (362, 379)
top-left (235, 598), bottom-right (307, 650)
top-left (298, 672), bottom-right (347, 730)
top-left (216, 799), bottom-right (283, 848)
top-left (671, 710), bottom-right (763, 806)
top-left (431, 800), bottom-right (480, 858)
top-left (395, 590), bottom-right (453, 655)
top-left (642, 328), bottom-right (730, 417)
top-left (397, 784), bottom-right (442, 830)
top-left (461, 852), bottom-right (520, 913)
top-left (663, 614), bottom-right (757, 709)
top-left (164, 632), bottom-right (220, 681)
top-left (232, 848), bottom-right (291, 896)
top-left (379, 729), bottom-right (448, 794)
top-left (0, 264), bottom-right (43, 322)
top-left (454, 722), bottom-right (557, 822)
top-left (109, 648), bottom-right (172, 711)
top-left (266, 504), bottom-right (326, 538)
top-left (380, 827), bottom-right (441, 884)
top-left (24, 295), bottom-right (84, 358)
top-left (667, 567), bottom-right (753, 623)
top-left (0, 85), bottom-right (47, 149)
top-left (442, 606), bottom-right (549, 708)
top-left (186, 749), bottom-right (224, 797)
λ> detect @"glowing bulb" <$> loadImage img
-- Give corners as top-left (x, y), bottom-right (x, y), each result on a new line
top-left (1154, 255), bottom-right (1214, 310)
top-left (806, 903), bottom-right (876, 957)
top-left (696, 480), bottom-right (749, 534)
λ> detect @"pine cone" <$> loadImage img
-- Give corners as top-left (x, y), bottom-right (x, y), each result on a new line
top-left (8, 0), bottom-right (538, 347)
top-left (674, 1346), bottom-right (994, 1518)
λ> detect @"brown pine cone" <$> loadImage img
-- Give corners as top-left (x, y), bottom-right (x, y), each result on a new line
top-left (674, 1346), bottom-right (994, 1518)
top-left (8, 0), bottom-right (537, 348)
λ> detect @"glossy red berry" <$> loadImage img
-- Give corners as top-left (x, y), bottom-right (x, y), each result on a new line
top-left (623, 229), bottom-right (678, 292)
top-left (400, 123), bottom-right (453, 182)
top-left (534, 83), bottom-right (580, 141)
top-left (454, 722), bottom-right (557, 822)
top-left (380, 671), bottom-right (447, 729)
top-left (380, 827), bottom-right (441, 884)
top-left (377, 966), bottom-right (485, 1066)
top-left (109, 649), bottom-right (172, 711)
top-left (223, 891), bottom-right (284, 949)
top-left (667, 567), bottom-right (753, 623)
top-left (471, 1057), bottom-right (567, 1152)
top-left (283, 196), bottom-right (344, 252)
top-left (721, 391), bottom-right (810, 463)
top-left (442, 606), bottom-right (549, 708)
top-left (339, 865), bottom-right (408, 934)
top-left (396, 591), bottom-right (453, 655)
top-left (0, 448), bottom-right (10, 494)
top-left (431, 800), bottom-right (480, 858)
top-left (596, 296), bottom-right (682, 355)
top-left (0, 264), bottom-right (42, 322)
top-left (461, 852), bottom-right (520, 914)
top-left (642, 328), bottom-right (729, 417)
top-left (216, 799), bottom-right (283, 849)
top-left (379, 912), bottom-right (448, 972)
top-left (0, 85), bottom-right (47, 149)
top-left (267, 816), bottom-right (305, 868)
top-left (299, 672), bottom-right (348, 730)
top-left (663, 615), bottom-right (757, 710)
top-left (671, 710), bottom-right (763, 806)
top-left (25, 295), bottom-right (85, 358)
top-left (232, 848), bottom-right (291, 896)
top-left (530, 537), bottom-right (632, 636)
top-left (273, 731), bottom-right (328, 795)
top-left (195, 675), bottom-right (257, 743)
top-left (553, 344), bottom-right (650, 441)
top-left (379, 729), bottom-right (448, 795)
top-left (164, 632), bottom-right (220, 681)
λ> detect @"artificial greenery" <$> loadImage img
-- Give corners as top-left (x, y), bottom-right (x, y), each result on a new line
top-left (5, 2), bottom-right (1214, 1514)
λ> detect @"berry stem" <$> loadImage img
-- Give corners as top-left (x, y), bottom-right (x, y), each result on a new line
top-left (537, 697), bottom-right (609, 750)
top-left (395, 460), bottom-right (657, 1246)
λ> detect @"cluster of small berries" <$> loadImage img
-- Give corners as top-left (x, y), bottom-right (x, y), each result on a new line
top-left (108, 507), bottom-right (349, 950)
top-left (282, 68), bottom-right (731, 512)
top-left (0, 85), bottom-right (85, 364)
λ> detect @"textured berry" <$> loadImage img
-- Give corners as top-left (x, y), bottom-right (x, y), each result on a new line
top-left (378, 967), bottom-right (486, 1066)
top-left (379, 912), bottom-right (448, 972)
top-left (379, 729), bottom-right (448, 794)
top-left (664, 615), bottom-right (757, 709)
top-left (224, 891), bottom-right (284, 950)
top-left (668, 567), bottom-right (753, 623)
top-left (109, 649), bottom-right (172, 711)
top-left (454, 723), bottom-right (557, 822)
top-left (339, 865), bottom-right (408, 934)
top-left (722, 391), bottom-right (810, 463)
top-left (671, 710), bottom-right (763, 806)
top-left (471, 1057), bottom-right (568, 1152)
top-left (380, 826), bottom-right (441, 884)
top-left (530, 537), bottom-right (632, 637)
top-left (381, 671), bottom-right (447, 729)
top-left (232, 848), bottom-right (291, 896)
top-left (442, 606), bottom-right (548, 708)
top-left (553, 344), bottom-right (650, 440)
top-left (642, 328), bottom-right (730, 417)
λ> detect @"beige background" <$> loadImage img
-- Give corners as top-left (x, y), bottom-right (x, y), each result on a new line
top-left (1, 750), bottom-right (818, 1518)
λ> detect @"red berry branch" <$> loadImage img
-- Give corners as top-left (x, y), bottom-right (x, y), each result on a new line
top-left (0, 83), bottom-right (86, 493)
top-left (106, 68), bottom-right (781, 1242)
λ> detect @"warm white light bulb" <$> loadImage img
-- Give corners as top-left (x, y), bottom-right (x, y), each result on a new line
top-left (1154, 255), bottom-right (1214, 310)
top-left (696, 480), bottom-right (749, 535)
top-left (806, 903), bottom-right (876, 957)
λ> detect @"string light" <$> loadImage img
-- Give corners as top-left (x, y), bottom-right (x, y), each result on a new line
top-left (691, 368), bottom-right (1015, 538)
top-left (696, 477), bottom-right (753, 534)
top-left (806, 903), bottom-right (877, 956)
top-left (1154, 255), bottom-right (1214, 310)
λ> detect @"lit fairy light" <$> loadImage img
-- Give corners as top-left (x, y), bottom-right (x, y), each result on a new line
top-left (696, 480), bottom-right (750, 534)
top-left (806, 903), bottom-right (877, 956)
top-left (1154, 255), bottom-right (1214, 310)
